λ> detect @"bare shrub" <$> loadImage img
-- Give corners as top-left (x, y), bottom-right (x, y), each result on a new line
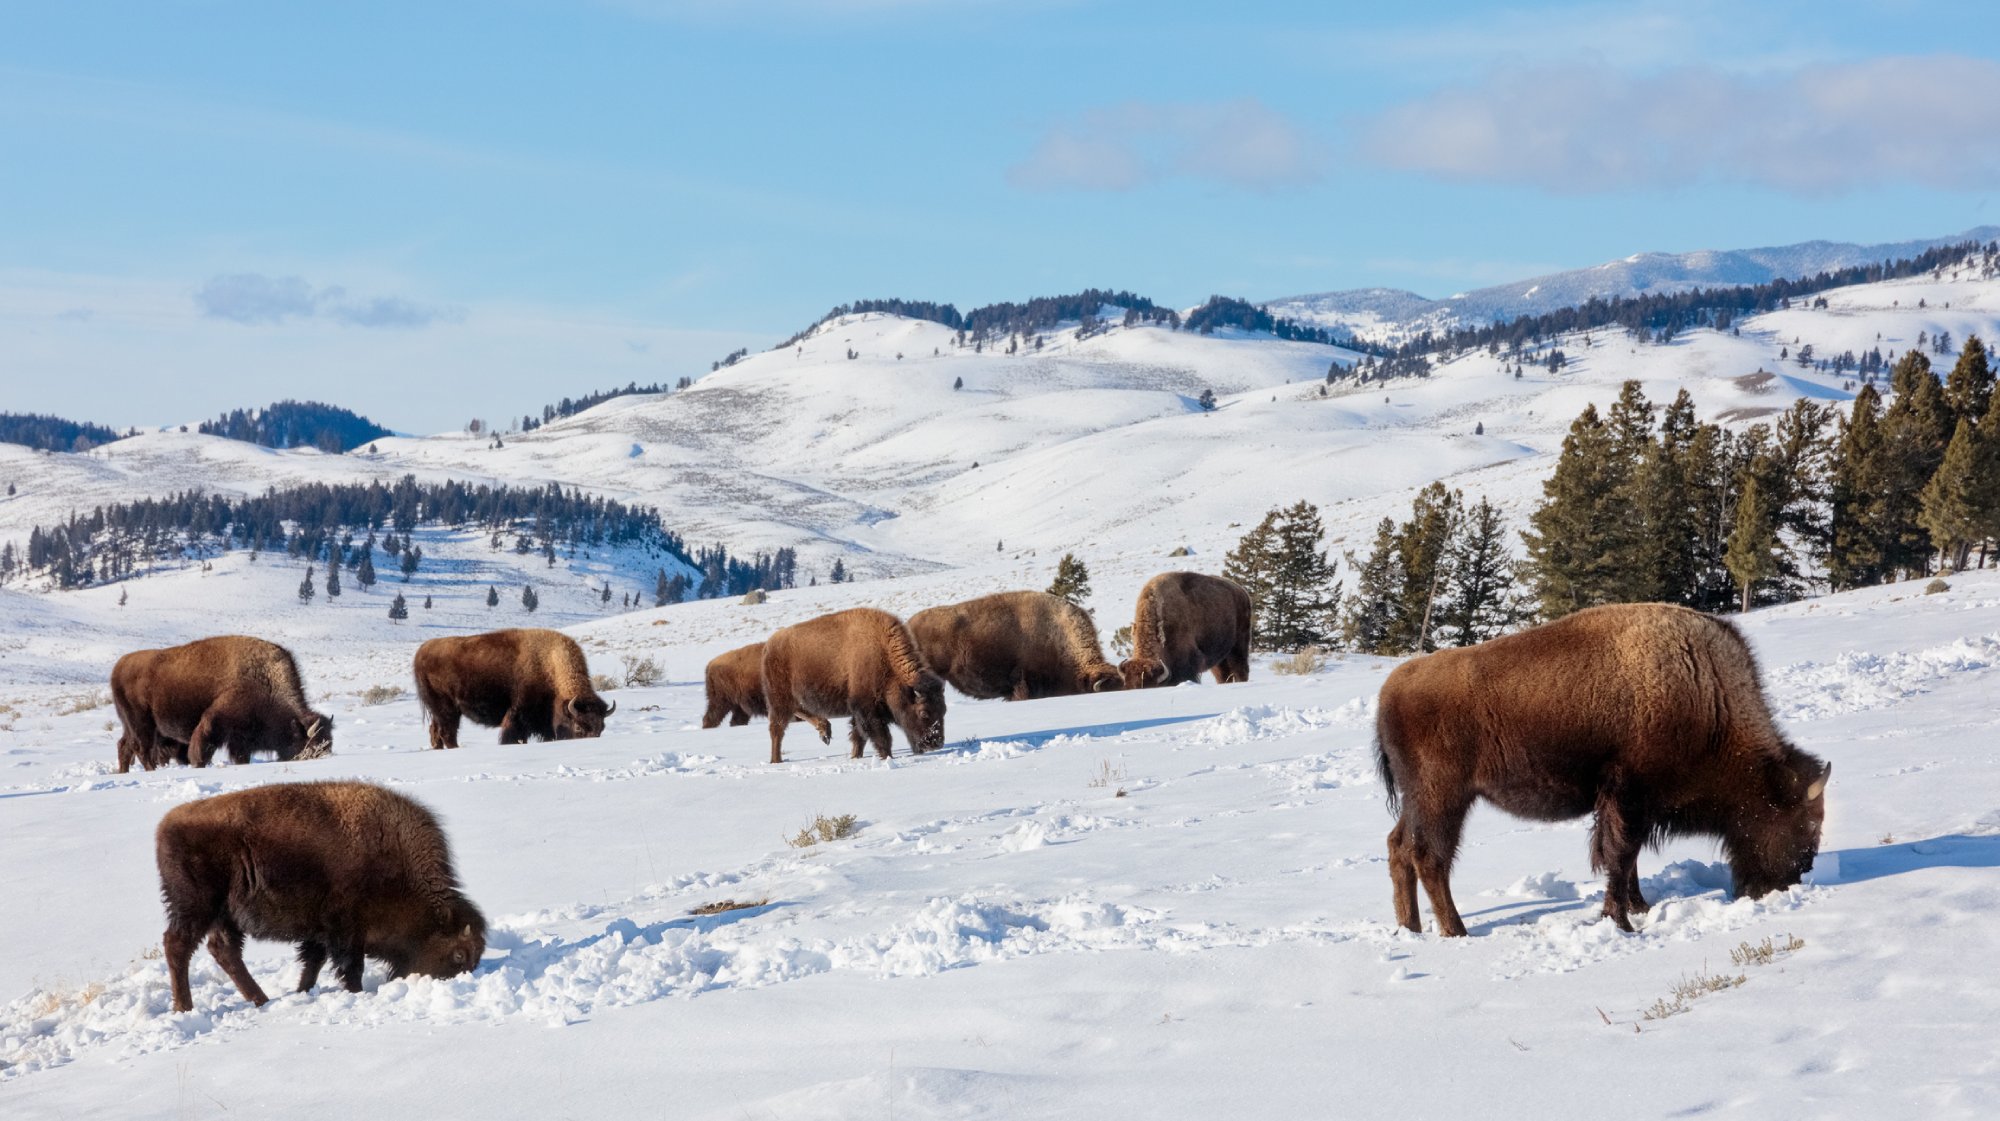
top-left (1110, 624), bottom-right (1133, 659)
top-left (591, 673), bottom-right (620, 692)
top-left (688, 898), bottom-right (769, 916)
top-left (621, 654), bottom-right (664, 688)
top-left (1925, 578), bottom-right (1951, 595)
top-left (358, 684), bottom-right (405, 706)
top-left (786, 813), bottom-right (859, 848)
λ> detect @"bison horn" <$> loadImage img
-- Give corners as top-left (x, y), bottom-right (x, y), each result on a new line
top-left (604, 699), bottom-right (616, 716)
top-left (462, 924), bottom-right (475, 938)
top-left (1806, 762), bottom-right (1830, 801)
top-left (305, 719), bottom-right (322, 740)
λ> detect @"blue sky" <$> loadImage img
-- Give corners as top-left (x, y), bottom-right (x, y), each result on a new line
top-left (4, 0), bottom-right (1999, 433)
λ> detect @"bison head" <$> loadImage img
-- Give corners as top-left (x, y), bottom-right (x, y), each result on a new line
top-left (1729, 748), bottom-right (1831, 900)
top-left (891, 674), bottom-right (948, 754)
top-left (555, 694), bottom-right (614, 740)
top-left (295, 713), bottom-right (335, 760)
top-left (393, 911), bottom-right (487, 982)
top-left (1118, 657), bottom-right (1168, 691)
top-left (1083, 665), bottom-right (1123, 693)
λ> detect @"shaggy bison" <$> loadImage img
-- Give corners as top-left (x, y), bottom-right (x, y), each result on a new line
top-left (413, 628), bottom-right (613, 747)
top-left (1118, 572), bottom-right (1252, 689)
top-left (762, 608), bottom-right (946, 764)
top-left (111, 636), bottom-right (333, 772)
top-left (909, 590), bottom-right (1121, 701)
top-left (155, 781), bottom-right (486, 1012)
top-left (1374, 603), bottom-right (1831, 937)
top-left (702, 642), bottom-right (833, 742)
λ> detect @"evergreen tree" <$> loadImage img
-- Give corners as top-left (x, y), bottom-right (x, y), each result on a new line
top-left (118, 586), bottom-right (128, 607)
top-left (1880, 352), bottom-right (1953, 576)
top-left (600, 581), bottom-right (612, 605)
top-left (388, 592), bottom-right (409, 622)
top-left (1523, 404), bottom-right (1623, 617)
top-left (1047, 553), bottom-right (1092, 606)
top-left (1197, 388), bottom-right (1217, 411)
top-left (521, 585), bottom-right (539, 612)
top-left (486, 585), bottom-right (499, 608)
top-left (1390, 483), bottom-right (1460, 652)
top-left (1946, 335), bottom-right (1993, 424)
top-left (325, 556), bottom-right (341, 598)
top-left (1725, 473), bottom-right (1781, 612)
top-left (655, 568), bottom-right (671, 607)
top-left (953, 376), bottom-right (963, 390)
top-left (1226, 502), bottom-right (1341, 650)
top-left (1828, 384), bottom-right (1891, 589)
top-left (1434, 496), bottom-right (1520, 646)
top-left (1920, 418), bottom-right (1986, 571)
top-left (829, 558), bottom-right (847, 584)
top-left (297, 566), bottom-right (316, 604)
top-left (401, 544), bottom-right (422, 581)
top-left (1342, 519), bottom-right (1405, 654)
top-left (356, 549), bottom-right (376, 588)
top-left (423, 595), bottom-right (432, 609)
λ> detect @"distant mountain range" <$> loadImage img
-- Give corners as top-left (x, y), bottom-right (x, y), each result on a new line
top-left (1265, 227), bottom-right (2000, 343)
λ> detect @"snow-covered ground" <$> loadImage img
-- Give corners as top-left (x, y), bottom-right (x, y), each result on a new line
top-left (5, 262), bottom-right (2000, 1117)
top-left (3, 568), bottom-right (1999, 1118)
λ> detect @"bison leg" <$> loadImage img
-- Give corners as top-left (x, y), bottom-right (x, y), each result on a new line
top-left (847, 718), bottom-right (867, 760)
top-left (806, 714), bottom-right (833, 744)
top-left (164, 926), bottom-right (201, 1013)
top-left (860, 708), bottom-right (896, 759)
top-left (1387, 818), bottom-right (1423, 934)
top-left (332, 936), bottom-right (366, 993)
top-left (297, 941), bottom-right (328, 992)
top-left (117, 730), bottom-right (138, 774)
top-left (498, 710), bottom-right (527, 745)
top-left (186, 713), bottom-right (218, 768)
top-left (729, 706), bottom-right (751, 727)
top-left (429, 708), bottom-right (462, 750)
top-left (1590, 788), bottom-right (1645, 932)
top-left (206, 921), bottom-right (270, 1006)
top-left (1409, 795), bottom-right (1472, 937)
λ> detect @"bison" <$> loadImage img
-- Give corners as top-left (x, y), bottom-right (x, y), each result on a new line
top-left (762, 607), bottom-right (947, 764)
top-left (155, 781), bottom-right (486, 1012)
top-left (111, 636), bottom-right (333, 772)
top-left (701, 642), bottom-right (833, 743)
top-left (1117, 572), bottom-right (1252, 689)
top-left (413, 628), bottom-right (613, 747)
top-left (909, 590), bottom-right (1122, 701)
top-left (1374, 602), bottom-right (1831, 937)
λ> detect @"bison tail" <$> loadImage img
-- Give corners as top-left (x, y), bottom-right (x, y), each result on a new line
top-left (1374, 724), bottom-right (1401, 817)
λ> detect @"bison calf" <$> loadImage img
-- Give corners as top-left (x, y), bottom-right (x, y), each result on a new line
top-left (414, 628), bottom-right (613, 747)
top-left (762, 608), bottom-right (946, 764)
top-left (1375, 603), bottom-right (1830, 937)
top-left (1118, 572), bottom-right (1252, 689)
top-left (702, 642), bottom-right (833, 742)
top-left (111, 636), bottom-right (333, 771)
top-left (909, 590), bottom-right (1121, 701)
top-left (155, 781), bottom-right (486, 1012)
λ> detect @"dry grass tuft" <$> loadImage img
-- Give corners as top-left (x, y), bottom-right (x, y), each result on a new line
top-left (1925, 578), bottom-right (1951, 595)
top-left (56, 690), bottom-right (112, 716)
top-left (688, 898), bottom-right (769, 916)
top-left (1642, 967), bottom-right (1747, 1021)
top-left (786, 813), bottom-right (859, 848)
top-left (590, 673), bottom-right (620, 692)
top-left (1087, 760), bottom-right (1127, 793)
top-left (358, 684), bottom-right (405, 706)
top-left (1730, 934), bottom-right (1806, 968)
top-left (1270, 646), bottom-right (1328, 676)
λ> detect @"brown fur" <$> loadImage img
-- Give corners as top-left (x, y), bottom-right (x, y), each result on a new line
top-left (110, 636), bottom-right (333, 772)
top-left (761, 608), bottom-right (947, 764)
top-left (155, 781), bottom-right (486, 1012)
top-left (909, 590), bottom-right (1122, 701)
top-left (1374, 603), bottom-right (1831, 937)
top-left (413, 628), bottom-right (614, 747)
top-left (1117, 572), bottom-right (1252, 689)
top-left (702, 642), bottom-right (833, 743)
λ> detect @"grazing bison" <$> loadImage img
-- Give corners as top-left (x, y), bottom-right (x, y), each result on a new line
top-left (110, 636), bottom-right (333, 772)
top-left (1118, 572), bottom-right (1252, 689)
top-left (762, 608), bottom-right (946, 764)
top-left (156, 781), bottom-right (486, 1012)
top-left (413, 628), bottom-right (613, 747)
top-left (701, 642), bottom-right (833, 743)
top-left (909, 590), bottom-right (1122, 701)
top-left (1374, 603), bottom-right (1831, 937)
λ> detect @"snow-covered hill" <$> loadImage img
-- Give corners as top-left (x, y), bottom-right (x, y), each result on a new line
top-left (1267, 226), bottom-right (2000, 344)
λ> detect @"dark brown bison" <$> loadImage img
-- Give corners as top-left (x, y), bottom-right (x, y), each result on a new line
top-left (762, 608), bottom-right (947, 764)
top-left (1118, 572), bottom-right (1252, 689)
top-left (413, 628), bottom-right (613, 747)
top-left (156, 781), bottom-right (486, 1012)
top-left (1374, 603), bottom-right (1831, 937)
top-left (111, 636), bottom-right (333, 772)
top-left (909, 590), bottom-right (1122, 701)
top-left (702, 642), bottom-right (833, 742)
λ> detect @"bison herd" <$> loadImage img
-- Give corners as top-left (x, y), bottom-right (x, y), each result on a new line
top-left (119, 573), bottom-right (1832, 1013)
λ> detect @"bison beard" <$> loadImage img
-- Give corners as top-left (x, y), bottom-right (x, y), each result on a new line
top-left (701, 642), bottom-right (833, 742)
top-left (761, 608), bottom-right (947, 764)
top-left (1373, 603), bottom-right (1831, 936)
top-left (1117, 571), bottom-right (1252, 689)
top-left (908, 590), bottom-right (1122, 701)
top-left (110, 636), bottom-right (334, 771)
top-left (413, 628), bottom-right (614, 747)
top-left (155, 781), bottom-right (486, 1012)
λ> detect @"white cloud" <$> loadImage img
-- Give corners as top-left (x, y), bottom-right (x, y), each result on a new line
top-left (1356, 54), bottom-right (2000, 195)
top-left (1009, 99), bottom-right (1324, 193)
top-left (194, 273), bottom-right (464, 328)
